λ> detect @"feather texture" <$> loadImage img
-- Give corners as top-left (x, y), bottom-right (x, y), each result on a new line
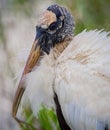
top-left (24, 30), bottom-right (110, 130)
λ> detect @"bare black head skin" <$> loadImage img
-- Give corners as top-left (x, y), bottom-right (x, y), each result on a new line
top-left (36, 4), bottom-right (75, 54)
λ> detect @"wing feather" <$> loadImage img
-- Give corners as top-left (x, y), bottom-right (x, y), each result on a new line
top-left (55, 30), bottom-right (110, 130)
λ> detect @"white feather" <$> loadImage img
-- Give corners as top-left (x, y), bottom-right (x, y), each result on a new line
top-left (24, 54), bottom-right (56, 116)
top-left (24, 30), bottom-right (110, 129)
top-left (55, 30), bottom-right (110, 130)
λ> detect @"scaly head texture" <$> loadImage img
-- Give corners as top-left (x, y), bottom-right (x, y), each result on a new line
top-left (36, 4), bottom-right (75, 54)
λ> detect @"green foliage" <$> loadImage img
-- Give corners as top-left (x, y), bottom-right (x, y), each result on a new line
top-left (38, 105), bottom-right (61, 130)
top-left (0, 14), bottom-right (5, 44)
top-left (21, 107), bottom-right (36, 130)
top-left (21, 105), bottom-right (61, 130)
top-left (10, 0), bottom-right (36, 16)
top-left (56, 0), bottom-right (110, 34)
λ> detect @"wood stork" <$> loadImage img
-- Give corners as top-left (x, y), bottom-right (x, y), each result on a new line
top-left (12, 4), bottom-right (110, 130)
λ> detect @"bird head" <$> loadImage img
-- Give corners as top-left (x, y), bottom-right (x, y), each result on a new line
top-left (35, 4), bottom-right (75, 54)
top-left (12, 4), bottom-right (75, 118)
top-left (22, 4), bottom-right (75, 75)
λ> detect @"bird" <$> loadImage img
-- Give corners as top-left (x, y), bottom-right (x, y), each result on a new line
top-left (12, 4), bottom-right (110, 130)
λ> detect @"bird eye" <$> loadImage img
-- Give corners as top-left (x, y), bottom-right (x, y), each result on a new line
top-left (49, 22), bottom-right (58, 31)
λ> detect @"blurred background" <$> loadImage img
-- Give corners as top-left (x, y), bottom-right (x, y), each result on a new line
top-left (0, 0), bottom-right (110, 130)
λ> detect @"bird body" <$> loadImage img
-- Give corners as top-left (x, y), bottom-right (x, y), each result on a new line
top-left (13, 4), bottom-right (110, 130)
top-left (25, 30), bottom-right (110, 130)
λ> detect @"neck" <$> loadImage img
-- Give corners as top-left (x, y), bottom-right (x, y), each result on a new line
top-left (41, 36), bottom-right (73, 67)
top-left (52, 36), bottom-right (73, 59)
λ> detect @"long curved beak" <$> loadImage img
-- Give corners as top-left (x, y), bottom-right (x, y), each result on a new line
top-left (12, 37), bottom-right (41, 118)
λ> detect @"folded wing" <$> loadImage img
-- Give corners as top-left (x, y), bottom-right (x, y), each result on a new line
top-left (55, 30), bottom-right (110, 130)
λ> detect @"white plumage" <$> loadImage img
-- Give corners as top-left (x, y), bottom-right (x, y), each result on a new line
top-left (24, 30), bottom-right (110, 130)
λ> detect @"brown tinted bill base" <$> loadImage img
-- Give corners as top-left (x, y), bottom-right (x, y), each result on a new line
top-left (12, 39), bottom-right (41, 129)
